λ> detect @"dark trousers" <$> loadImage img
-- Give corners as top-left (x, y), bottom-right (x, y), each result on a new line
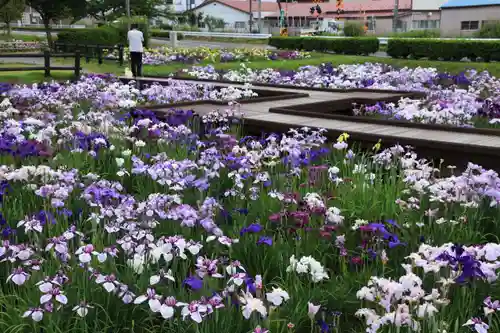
top-left (130, 52), bottom-right (143, 77)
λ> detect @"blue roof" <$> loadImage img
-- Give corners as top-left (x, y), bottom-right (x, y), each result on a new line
top-left (441, 0), bottom-right (500, 8)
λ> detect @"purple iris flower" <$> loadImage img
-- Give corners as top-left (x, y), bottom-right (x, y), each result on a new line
top-left (240, 223), bottom-right (263, 236)
top-left (37, 210), bottom-right (55, 225)
top-left (233, 208), bottom-right (249, 215)
top-left (317, 319), bottom-right (330, 333)
top-left (182, 276), bottom-right (203, 291)
top-left (244, 276), bottom-right (256, 294)
top-left (257, 236), bottom-right (273, 246)
top-left (436, 244), bottom-right (486, 283)
top-left (385, 219), bottom-right (400, 228)
top-left (0, 181), bottom-right (10, 202)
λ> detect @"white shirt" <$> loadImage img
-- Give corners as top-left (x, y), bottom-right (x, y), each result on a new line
top-left (127, 29), bottom-right (144, 52)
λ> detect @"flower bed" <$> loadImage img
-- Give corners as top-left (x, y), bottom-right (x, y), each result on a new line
top-left (0, 40), bottom-right (47, 52)
top-left (4, 75), bottom-right (257, 111)
top-left (108, 47), bottom-right (310, 66)
top-left (185, 63), bottom-right (500, 129)
top-left (0, 74), bottom-right (499, 333)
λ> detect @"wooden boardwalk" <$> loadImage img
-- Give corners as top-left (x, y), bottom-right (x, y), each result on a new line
top-left (126, 76), bottom-right (500, 162)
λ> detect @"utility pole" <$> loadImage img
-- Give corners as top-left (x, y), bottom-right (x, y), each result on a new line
top-left (249, 0), bottom-right (253, 32)
top-left (258, 0), bottom-right (262, 33)
top-left (392, 0), bottom-right (398, 32)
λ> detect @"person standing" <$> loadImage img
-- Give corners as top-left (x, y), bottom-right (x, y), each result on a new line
top-left (127, 24), bottom-right (144, 77)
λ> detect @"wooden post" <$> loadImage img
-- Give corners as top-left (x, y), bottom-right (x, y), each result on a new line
top-left (43, 50), bottom-right (50, 77)
top-left (118, 44), bottom-right (124, 66)
top-left (97, 46), bottom-right (103, 65)
top-left (74, 50), bottom-right (81, 80)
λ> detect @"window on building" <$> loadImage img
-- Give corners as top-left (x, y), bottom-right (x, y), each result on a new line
top-left (235, 21), bottom-right (246, 29)
top-left (412, 20), bottom-right (439, 30)
top-left (461, 21), bottom-right (479, 30)
top-left (165, 0), bottom-right (173, 4)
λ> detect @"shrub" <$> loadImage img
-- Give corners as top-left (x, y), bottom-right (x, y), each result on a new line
top-left (268, 37), bottom-right (303, 50)
top-left (343, 21), bottom-right (365, 37)
top-left (269, 37), bottom-right (379, 55)
top-left (477, 21), bottom-right (500, 38)
top-left (159, 23), bottom-right (173, 30)
top-left (151, 30), bottom-right (184, 40)
top-left (387, 38), bottom-right (500, 62)
top-left (390, 29), bottom-right (440, 38)
top-left (57, 26), bottom-right (121, 46)
top-left (174, 24), bottom-right (201, 32)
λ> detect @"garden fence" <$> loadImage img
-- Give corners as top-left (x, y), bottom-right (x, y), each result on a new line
top-left (53, 42), bottom-right (124, 66)
top-left (0, 50), bottom-right (81, 78)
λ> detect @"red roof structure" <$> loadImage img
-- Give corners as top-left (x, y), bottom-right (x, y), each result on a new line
top-left (192, 0), bottom-right (412, 19)
top-left (265, 0), bottom-right (412, 18)
top-left (193, 0), bottom-right (280, 13)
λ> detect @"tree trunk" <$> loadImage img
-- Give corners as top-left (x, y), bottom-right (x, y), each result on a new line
top-left (43, 18), bottom-right (53, 49)
top-left (6, 22), bottom-right (10, 37)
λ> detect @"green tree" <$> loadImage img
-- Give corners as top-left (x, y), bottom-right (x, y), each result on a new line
top-left (26, 0), bottom-right (86, 46)
top-left (0, 0), bottom-right (24, 36)
top-left (87, 0), bottom-right (173, 21)
top-left (203, 15), bottom-right (224, 31)
top-left (0, 0), bottom-right (14, 10)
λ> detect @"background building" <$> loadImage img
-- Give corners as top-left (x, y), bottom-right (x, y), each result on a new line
top-left (191, 0), bottom-right (278, 31)
top-left (400, 0), bottom-right (448, 31)
top-left (440, 0), bottom-right (500, 36)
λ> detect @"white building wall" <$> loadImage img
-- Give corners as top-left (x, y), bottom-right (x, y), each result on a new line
top-left (412, 0), bottom-right (448, 10)
top-left (193, 3), bottom-right (250, 26)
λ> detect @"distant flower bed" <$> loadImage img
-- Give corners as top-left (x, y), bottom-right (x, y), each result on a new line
top-left (107, 47), bottom-right (310, 66)
top-left (187, 63), bottom-right (500, 128)
top-left (0, 40), bottom-right (46, 52)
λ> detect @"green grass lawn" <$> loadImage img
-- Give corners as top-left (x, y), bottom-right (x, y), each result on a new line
top-left (0, 33), bottom-right (45, 42)
top-left (0, 60), bottom-right (125, 83)
top-left (0, 70), bottom-right (74, 83)
top-left (2, 52), bottom-right (500, 84)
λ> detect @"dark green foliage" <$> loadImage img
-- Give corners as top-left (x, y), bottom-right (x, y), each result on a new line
top-left (390, 29), bottom-right (440, 38)
top-left (150, 30), bottom-right (184, 40)
top-left (343, 21), bottom-right (365, 37)
top-left (269, 37), bottom-right (379, 55)
top-left (57, 16), bottom-right (151, 48)
top-left (57, 26), bottom-right (121, 46)
top-left (477, 21), bottom-right (500, 38)
top-left (268, 37), bottom-right (304, 50)
top-left (387, 38), bottom-right (500, 62)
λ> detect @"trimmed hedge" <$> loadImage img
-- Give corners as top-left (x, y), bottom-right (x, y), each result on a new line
top-left (57, 27), bottom-right (121, 46)
top-left (269, 37), bottom-right (303, 50)
top-left (269, 37), bottom-right (379, 55)
top-left (150, 30), bottom-right (184, 40)
top-left (387, 38), bottom-right (500, 62)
